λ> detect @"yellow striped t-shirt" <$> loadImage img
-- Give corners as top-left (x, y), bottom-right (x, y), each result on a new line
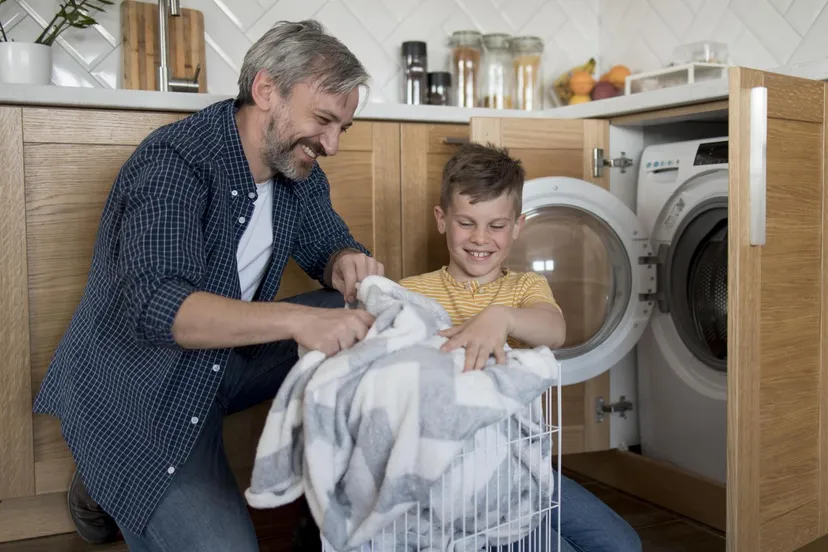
top-left (398, 267), bottom-right (561, 348)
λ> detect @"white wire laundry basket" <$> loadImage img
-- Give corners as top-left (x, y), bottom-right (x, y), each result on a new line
top-left (321, 378), bottom-right (562, 552)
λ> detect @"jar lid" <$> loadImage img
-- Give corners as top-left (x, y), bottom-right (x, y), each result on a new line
top-left (428, 72), bottom-right (451, 87)
top-left (510, 36), bottom-right (544, 53)
top-left (450, 30), bottom-right (483, 47)
top-left (482, 33), bottom-right (511, 50)
top-left (402, 41), bottom-right (427, 56)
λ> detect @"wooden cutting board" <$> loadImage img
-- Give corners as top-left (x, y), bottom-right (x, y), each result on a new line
top-left (121, 0), bottom-right (207, 93)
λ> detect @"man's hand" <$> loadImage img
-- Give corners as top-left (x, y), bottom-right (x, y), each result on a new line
top-left (439, 306), bottom-right (512, 372)
top-left (291, 306), bottom-right (375, 356)
top-left (330, 250), bottom-right (384, 304)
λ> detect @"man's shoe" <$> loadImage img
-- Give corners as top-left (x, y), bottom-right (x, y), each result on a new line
top-left (67, 469), bottom-right (120, 544)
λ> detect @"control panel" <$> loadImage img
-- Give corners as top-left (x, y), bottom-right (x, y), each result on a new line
top-left (693, 140), bottom-right (728, 166)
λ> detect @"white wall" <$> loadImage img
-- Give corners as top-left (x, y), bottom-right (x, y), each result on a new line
top-left (0, 0), bottom-right (600, 105)
top-left (599, 0), bottom-right (828, 75)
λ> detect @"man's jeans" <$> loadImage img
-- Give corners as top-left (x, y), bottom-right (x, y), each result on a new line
top-left (116, 289), bottom-right (641, 552)
top-left (117, 289), bottom-right (343, 551)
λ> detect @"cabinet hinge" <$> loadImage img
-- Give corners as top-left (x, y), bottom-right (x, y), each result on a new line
top-left (596, 396), bottom-right (634, 423)
top-left (592, 148), bottom-right (634, 178)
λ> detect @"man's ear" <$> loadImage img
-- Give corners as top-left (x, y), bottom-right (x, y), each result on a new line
top-left (250, 69), bottom-right (277, 111)
top-left (434, 206), bottom-right (447, 234)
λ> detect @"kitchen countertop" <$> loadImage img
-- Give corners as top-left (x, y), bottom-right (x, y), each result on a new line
top-left (1, 59), bottom-right (825, 123)
top-left (0, 79), bottom-right (729, 123)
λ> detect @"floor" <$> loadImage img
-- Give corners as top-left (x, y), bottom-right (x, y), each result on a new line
top-left (562, 468), bottom-right (725, 552)
top-left (0, 468), bottom-right (725, 552)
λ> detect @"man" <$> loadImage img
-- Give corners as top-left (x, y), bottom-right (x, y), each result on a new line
top-left (32, 20), bottom-right (382, 551)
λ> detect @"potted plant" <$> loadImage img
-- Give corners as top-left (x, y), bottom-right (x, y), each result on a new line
top-left (0, 0), bottom-right (113, 85)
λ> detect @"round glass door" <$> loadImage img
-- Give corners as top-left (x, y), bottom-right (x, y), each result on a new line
top-left (515, 176), bottom-right (654, 385)
top-left (505, 204), bottom-right (632, 361)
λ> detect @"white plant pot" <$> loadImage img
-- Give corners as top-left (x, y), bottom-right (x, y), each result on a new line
top-left (0, 42), bottom-right (52, 85)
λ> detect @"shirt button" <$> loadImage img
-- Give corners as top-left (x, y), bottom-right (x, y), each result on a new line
top-left (167, 466), bottom-right (175, 475)
top-left (231, 190), bottom-right (238, 197)
top-left (248, 192), bottom-right (256, 199)
top-left (212, 364), bottom-right (220, 372)
top-left (238, 216), bottom-right (246, 224)
top-left (190, 416), bottom-right (199, 424)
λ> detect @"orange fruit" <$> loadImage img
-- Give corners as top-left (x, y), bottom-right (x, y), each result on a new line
top-left (607, 65), bottom-right (631, 89)
top-left (569, 71), bottom-right (595, 95)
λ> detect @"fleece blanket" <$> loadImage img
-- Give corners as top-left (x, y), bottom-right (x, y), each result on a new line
top-left (244, 276), bottom-right (559, 552)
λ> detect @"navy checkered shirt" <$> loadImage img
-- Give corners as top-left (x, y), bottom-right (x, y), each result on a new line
top-left (32, 98), bottom-right (369, 535)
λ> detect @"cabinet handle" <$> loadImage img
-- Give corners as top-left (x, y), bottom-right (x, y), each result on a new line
top-left (749, 86), bottom-right (767, 247)
top-left (443, 136), bottom-right (469, 145)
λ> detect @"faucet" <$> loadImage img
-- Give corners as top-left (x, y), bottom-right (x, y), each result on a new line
top-left (157, 0), bottom-right (201, 92)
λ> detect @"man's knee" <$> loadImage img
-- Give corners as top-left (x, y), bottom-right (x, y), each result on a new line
top-left (123, 515), bottom-right (259, 552)
top-left (120, 482), bottom-right (259, 552)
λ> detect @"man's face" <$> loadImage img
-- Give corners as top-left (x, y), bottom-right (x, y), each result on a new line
top-left (262, 81), bottom-right (359, 180)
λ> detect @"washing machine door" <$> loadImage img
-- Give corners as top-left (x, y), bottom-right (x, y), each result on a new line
top-left (504, 176), bottom-right (655, 386)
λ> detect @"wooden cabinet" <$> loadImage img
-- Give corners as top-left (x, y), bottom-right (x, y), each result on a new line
top-left (0, 108), bottom-right (405, 542)
top-left (1, 106), bottom-right (190, 541)
top-left (465, 68), bottom-right (828, 552)
top-left (3, 65), bottom-right (828, 552)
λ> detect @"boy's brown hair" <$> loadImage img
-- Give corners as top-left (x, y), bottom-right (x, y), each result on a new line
top-left (440, 142), bottom-right (525, 217)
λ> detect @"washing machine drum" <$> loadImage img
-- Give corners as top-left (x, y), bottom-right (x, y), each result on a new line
top-left (666, 201), bottom-right (728, 372)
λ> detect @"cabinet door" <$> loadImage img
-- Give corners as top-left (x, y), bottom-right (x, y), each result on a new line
top-left (0, 107), bottom-right (33, 502)
top-left (727, 68), bottom-right (828, 552)
top-left (275, 121), bottom-right (402, 299)
top-left (400, 123), bottom-right (470, 277)
top-left (1, 107), bottom-right (186, 542)
top-left (231, 121), bottom-right (402, 485)
top-left (467, 116), bottom-right (614, 455)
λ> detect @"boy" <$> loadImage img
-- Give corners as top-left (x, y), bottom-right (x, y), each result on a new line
top-left (397, 142), bottom-right (642, 552)
top-left (398, 142), bottom-right (566, 372)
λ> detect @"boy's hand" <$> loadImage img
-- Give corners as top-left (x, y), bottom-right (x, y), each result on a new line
top-left (439, 306), bottom-right (512, 371)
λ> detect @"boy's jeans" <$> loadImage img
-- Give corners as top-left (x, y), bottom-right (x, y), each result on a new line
top-left (117, 288), bottom-right (641, 552)
top-left (494, 473), bottom-right (643, 552)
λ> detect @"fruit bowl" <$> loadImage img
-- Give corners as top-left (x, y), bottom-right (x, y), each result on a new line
top-left (550, 60), bottom-right (631, 107)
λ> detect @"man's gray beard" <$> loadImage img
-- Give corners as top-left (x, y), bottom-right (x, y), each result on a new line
top-left (262, 115), bottom-right (313, 181)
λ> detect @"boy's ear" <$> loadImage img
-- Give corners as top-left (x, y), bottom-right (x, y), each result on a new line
top-left (434, 206), bottom-right (447, 234)
top-left (512, 213), bottom-right (526, 239)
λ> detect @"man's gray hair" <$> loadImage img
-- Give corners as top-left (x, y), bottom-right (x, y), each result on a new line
top-left (238, 20), bottom-right (370, 105)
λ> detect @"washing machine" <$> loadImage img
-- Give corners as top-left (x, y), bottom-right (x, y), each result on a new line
top-left (635, 137), bottom-right (728, 484)
top-left (501, 138), bottom-right (726, 481)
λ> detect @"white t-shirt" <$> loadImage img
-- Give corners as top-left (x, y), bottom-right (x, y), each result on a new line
top-left (236, 179), bottom-right (274, 301)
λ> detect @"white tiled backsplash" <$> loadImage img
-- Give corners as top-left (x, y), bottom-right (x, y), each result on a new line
top-left (0, 0), bottom-right (600, 104)
top-left (599, 0), bottom-right (828, 75)
top-left (2, 0), bottom-right (826, 105)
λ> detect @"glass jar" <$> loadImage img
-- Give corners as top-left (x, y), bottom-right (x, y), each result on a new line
top-left (449, 30), bottom-right (482, 108)
top-left (401, 41), bottom-right (427, 105)
top-left (511, 36), bottom-right (544, 111)
top-left (427, 72), bottom-right (452, 106)
top-left (479, 33), bottom-right (513, 109)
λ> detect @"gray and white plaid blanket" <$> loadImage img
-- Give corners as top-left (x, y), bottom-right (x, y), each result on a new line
top-left (244, 276), bottom-right (559, 552)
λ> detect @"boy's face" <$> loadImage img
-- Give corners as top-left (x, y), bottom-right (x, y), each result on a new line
top-left (435, 191), bottom-right (525, 282)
